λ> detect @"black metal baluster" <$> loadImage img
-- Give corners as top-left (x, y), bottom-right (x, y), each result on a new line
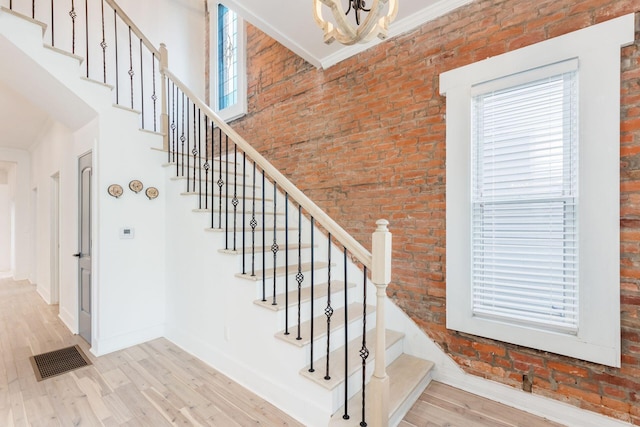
top-left (180, 92), bottom-right (185, 177)
top-left (9, 1), bottom-right (12, 11)
top-left (217, 128), bottom-right (223, 229)
top-left (261, 170), bottom-right (266, 302)
top-left (128, 26), bottom-right (134, 109)
top-left (224, 135), bottom-right (229, 249)
top-left (360, 266), bottom-right (369, 427)
top-left (50, 0), bottom-right (54, 46)
top-left (210, 123), bottom-right (216, 228)
top-left (309, 217), bottom-right (315, 370)
top-left (139, 38), bottom-right (144, 128)
top-left (191, 103), bottom-right (197, 194)
top-left (204, 117), bottom-right (209, 210)
top-left (250, 161), bottom-right (257, 276)
top-left (197, 109), bottom-right (202, 209)
top-left (70, 1), bottom-right (77, 54)
top-left (343, 246), bottom-right (350, 420)
top-left (172, 83), bottom-right (177, 165)
top-left (114, 10), bottom-right (118, 103)
top-left (32, 0), bottom-right (35, 18)
top-left (324, 234), bottom-right (333, 381)
top-left (186, 99), bottom-right (190, 192)
top-left (85, 0), bottom-right (88, 77)
top-left (232, 145), bottom-right (238, 251)
top-left (100, 0), bottom-right (106, 83)
top-left (284, 193), bottom-right (289, 334)
top-left (242, 152), bottom-right (246, 273)
top-left (167, 80), bottom-right (172, 164)
top-left (295, 206), bottom-right (303, 340)
top-left (152, 53), bottom-right (157, 132)
top-left (271, 182), bottom-right (278, 306)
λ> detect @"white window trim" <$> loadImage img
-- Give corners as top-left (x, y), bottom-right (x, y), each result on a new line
top-left (210, 1), bottom-right (247, 122)
top-left (439, 13), bottom-right (635, 367)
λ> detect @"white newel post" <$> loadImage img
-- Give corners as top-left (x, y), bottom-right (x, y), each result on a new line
top-left (370, 219), bottom-right (392, 427)
top-left (160, 43), bottom-right (169, 152)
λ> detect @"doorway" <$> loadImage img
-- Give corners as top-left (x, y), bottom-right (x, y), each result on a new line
top-left (50, 173), bottom-right (60, 306)
top-left (77, 153), bottom-right (92, 344)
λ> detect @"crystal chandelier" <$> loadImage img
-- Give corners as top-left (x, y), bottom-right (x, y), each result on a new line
top-left (313, 0), bottom-right (399, 46)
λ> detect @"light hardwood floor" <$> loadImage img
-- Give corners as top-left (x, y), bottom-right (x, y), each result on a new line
top-left (0, 277), bottom-right (564, 426)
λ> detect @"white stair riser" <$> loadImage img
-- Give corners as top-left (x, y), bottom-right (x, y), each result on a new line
top-left (329, 338), bottom-right (405, 414)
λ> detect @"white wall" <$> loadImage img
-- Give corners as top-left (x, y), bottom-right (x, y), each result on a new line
top-left (0, 148), bottom-right (31, 280)
top-left (0, 171), bottom-right (10, 272)
top-left (30, 120), bottom-right (72, 303)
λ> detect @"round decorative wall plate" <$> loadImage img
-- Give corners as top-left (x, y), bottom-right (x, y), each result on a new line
top-left (145, 187), bottom-right (159, 200)
top-left (129, 179), bottom-right (143, 193)
top-left (108, 184), bottom-right (123, 198)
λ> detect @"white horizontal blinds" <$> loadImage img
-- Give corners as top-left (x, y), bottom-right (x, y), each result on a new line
top-left (471, 68), bottom-right (579, 333)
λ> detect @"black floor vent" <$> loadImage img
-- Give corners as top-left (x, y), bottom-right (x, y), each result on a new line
top-left (29, 345), bottom-right (92, 381)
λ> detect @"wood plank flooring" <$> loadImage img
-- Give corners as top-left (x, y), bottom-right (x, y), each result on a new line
top-left (0, 276), bottom-right (565, 426)
top-left (0, 277), bottom-right (302, 426)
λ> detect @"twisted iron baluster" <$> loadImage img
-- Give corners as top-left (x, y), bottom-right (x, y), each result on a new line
top-left (324, 234), bottom-right (333, 381)
top-left (50, 0), bottom-right (54, 45)
top-left (113, 10), bottom-right (118, 103)
top-left (242, 152), bottom-right (247, 273)
top-left (100, 0), bottom-right (107, 83)
top-left (261, 170), bottom-right (266, 302)
top-left (128, 26), bottom-right (134, 108)
top-left (33, 0), bottom-right (35, 18)
top-left (232, 145), bottom-right (239, 251)
top-left (225, 135), bottom-right (229, 249)
top-left (180, 92), bottom-right (185, 177)
top-left (204, 117), bottom-right (210, 210)
top-left (70, 1), bottom-right (77, 54)
top-left (308, 217), bottom-right (315, 370)
top-left (296, 206), bottom-right (304, 341)
top-left (139, 39), bottom-right (144, 128)
top-left (284, 193), bottom-right (289, 334)
top-left (271, 182), bottom-right (278, 306)
top-left (186, 100), bottom-right (190, 192)
top-left (152, 53), bottom-right (157, 131)
top-left (85, 0), bottom-right (88, 77)
top-left (343, 247), bottom-right (350, 420)
top-left (217, 128), bottom-right (223, 229)
top-left (251, 161), bottom-right (257, 276)
top-left (191, 103), bottom-right (197, 194)
top-left (360, 266), bottom-right (369, 427)
top-left (197, 109), bottom-right (202, 209)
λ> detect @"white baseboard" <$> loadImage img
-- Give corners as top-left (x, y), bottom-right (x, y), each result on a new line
top-left (91, 324), bottom-right (165, 357)
top-left (58, 307), bottom-right (77, 334)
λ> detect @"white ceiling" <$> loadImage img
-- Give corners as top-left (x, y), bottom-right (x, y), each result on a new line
top-left (224, 0), bottom-right (473, 68)
top-left (0, 81), bottom-right (52, 151)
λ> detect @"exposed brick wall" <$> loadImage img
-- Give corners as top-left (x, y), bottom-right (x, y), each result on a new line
top-left (231, 0), bottom-right (640, 423)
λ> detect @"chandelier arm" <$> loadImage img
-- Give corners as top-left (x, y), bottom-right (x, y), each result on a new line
top-left (314, 0), bottom-right (397, 45)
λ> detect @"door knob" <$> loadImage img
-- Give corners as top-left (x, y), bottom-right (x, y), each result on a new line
top-left (72, 253), bottom-right (81, 257)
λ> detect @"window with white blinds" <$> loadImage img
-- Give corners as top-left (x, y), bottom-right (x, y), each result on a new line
top-left (440, 13), bottom-right (632, 366)
top-left (471, 70), bottom-right (579, 333)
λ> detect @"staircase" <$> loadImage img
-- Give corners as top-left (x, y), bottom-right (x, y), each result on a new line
top-left (0, 2), bottom-right (435, 425)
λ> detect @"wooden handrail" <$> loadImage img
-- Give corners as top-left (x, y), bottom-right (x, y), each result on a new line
top-left (104, 0), bottom-right (160, 58)
top-left (163, 68), bottom-right (373, 270)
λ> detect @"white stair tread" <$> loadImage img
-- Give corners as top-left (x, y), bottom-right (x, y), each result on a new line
top-left (300, 329), bottom-right (404, 390)
top-left (236, 262), bottom-right (328, 282)
top-left (276, 303), bottom-right (375, 347)
top-left (205, 226), bottom-right (295, 233)
top-left (219, 243), bottom-right (312, 255)
top-left (180, 191), bottom-right (273, 201)
top-left (329, 354), bottom-right (434, 426)
top-left (254, 280), bottom-right (353, 312)
top-left (195, 208), bottom-right (285, 215)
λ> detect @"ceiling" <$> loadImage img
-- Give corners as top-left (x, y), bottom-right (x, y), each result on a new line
top-left (223, 0), bottom-right (473, 69)
top-left (0, 81), bottom-right (52, 151)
